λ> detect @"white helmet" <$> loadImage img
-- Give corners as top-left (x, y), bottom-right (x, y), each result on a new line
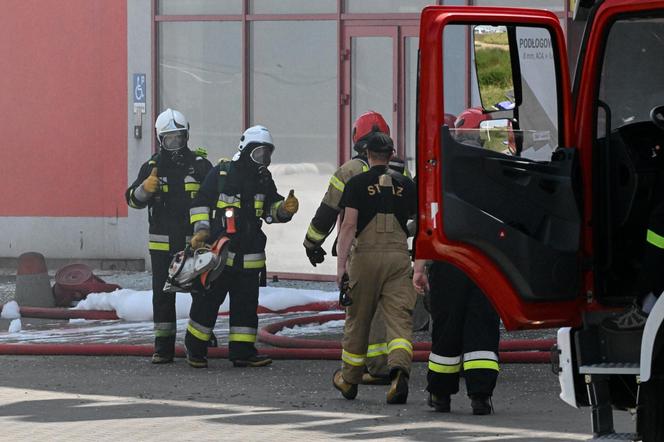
top-left (238, 125), bottom-right (273, 152)
top-left (234, 125), bottom-right (274, 164)
top-left (155, 108), bottom-right (189, 150)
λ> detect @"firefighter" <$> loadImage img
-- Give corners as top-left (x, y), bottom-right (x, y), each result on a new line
top-left (413, 260), bottom-right (499, 415)
top-left (304, 111), bottom-right (409, 266)
top-left (412, 111), bottom-right (500, 415)
top-left (185, 125), bottom-right (299, 368)
top-left (126, 108), bottom-right (213, 364)
top-left (333, 132), bottom-right (417, 404)
top-left (304, 111), bottom-right (408, 384)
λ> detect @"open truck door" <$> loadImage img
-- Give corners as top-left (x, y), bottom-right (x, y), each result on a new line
top-left (416, 7), bottom-right (583, 330)
top-left (415, 3), bottom-right (664, 439)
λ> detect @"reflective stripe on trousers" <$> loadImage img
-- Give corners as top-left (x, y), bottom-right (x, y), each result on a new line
top-left (229, 326), bottom-right (257, 343)
top-left (149, 234), bottom-right (169, 251)
top-left (154, 322), bottom-right (176, 338)
top-left (342, 349), bottom-right (366, 367)
top-left (226, 252), bottom-right (266, 269)
top-left (428, 353), bottom-right (462, 374)
top-left (187, 319), bottom-right (212, 342)
top-left (463, 350), bottom-right (500, 371)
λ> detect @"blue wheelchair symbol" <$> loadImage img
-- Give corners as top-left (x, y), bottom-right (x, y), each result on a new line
top-left (133, 74), bottom-right (146, 104)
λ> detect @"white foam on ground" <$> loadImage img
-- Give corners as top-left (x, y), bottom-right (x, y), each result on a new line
top-left (0, 312), bottom-right (341, 344)
top-left (276, 319), bottom-right (344, 336)
top-left (8, 319), bottom-right (21, 333)
top-left (1, 301), bottom-right (20, 319)
top-left (73, 287), bottom-right (338, 322)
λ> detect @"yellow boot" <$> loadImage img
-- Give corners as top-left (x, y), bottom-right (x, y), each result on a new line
top-left (386, 369), bottom-right (409, 404)
top-left (333, 369), bottom-right (358, 400)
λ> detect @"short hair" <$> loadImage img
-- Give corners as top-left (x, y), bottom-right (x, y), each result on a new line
top-left (368, 149), bottom-right (392, 162)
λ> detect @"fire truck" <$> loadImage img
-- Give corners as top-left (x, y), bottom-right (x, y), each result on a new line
top-left (415, 1), bottom-right (664, 440)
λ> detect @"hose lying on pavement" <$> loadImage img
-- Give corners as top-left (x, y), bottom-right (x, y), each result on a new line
top-left (258, 313), bottom-right (554, 363)
top-left (14, 306), bottom-right (119, 320)
top-left (0, 309), bottom-right (553, 363)
top-left (0, 343), bottom-right (550, 363)
top-left (0, 344), bottom-right (341, 359)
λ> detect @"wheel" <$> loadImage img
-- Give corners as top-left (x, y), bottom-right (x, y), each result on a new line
top-left (649, 105), bottom-right (664, 131)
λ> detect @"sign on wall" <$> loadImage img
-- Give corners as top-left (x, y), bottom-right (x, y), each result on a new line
top-left (133, 73), bottom-right (146, 138)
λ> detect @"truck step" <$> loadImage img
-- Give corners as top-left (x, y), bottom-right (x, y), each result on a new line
top-left (578, 362), bottom-right (639, 375)
top-left (588, 433), bottom-right (639, 441)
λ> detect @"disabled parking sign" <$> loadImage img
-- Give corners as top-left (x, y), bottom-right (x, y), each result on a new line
top-left (133, 73), bottom-right (146, 110)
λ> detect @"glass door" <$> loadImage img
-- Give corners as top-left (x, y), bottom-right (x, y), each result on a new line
top-left (341, 25), bottom-right (419, 172)
top-left (401, 26), bottom-right (419, 176)
top-left (341, 26), bottom-right (397, 163)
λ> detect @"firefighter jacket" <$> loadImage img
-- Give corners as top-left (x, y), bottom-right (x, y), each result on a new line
top-left (126, 148), bottom-right (213, 254)
top-left (304, 155), bottom-right (410, 250)
top-left (190, 160), bottom-right (292, 271)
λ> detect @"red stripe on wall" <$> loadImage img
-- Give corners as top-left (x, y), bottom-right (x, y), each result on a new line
top-left (0, 0), bottom-right (128, 217)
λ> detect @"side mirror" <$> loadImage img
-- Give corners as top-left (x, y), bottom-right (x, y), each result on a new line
top-left (473, 25), bottom-right (518, 113)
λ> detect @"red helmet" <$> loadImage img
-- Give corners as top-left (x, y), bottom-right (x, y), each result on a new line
top-left (444, 113), bottom-right (457, 128)
top-left (454, 107), bottom-right (491, 129)
top-left (352, 111), bottom-right (390, 152)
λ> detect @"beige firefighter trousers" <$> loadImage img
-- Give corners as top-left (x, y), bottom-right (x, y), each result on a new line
top-left (365, 311), bottom-right (389, 377)
top-left (341, 247), bottom-right (417, 384)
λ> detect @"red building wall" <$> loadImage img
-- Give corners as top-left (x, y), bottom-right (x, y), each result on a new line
top-left (0, 0), bottom-right (127, 217)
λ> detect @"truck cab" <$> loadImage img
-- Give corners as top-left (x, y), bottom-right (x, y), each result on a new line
top-left (415, 1), bottom-right (664, 440)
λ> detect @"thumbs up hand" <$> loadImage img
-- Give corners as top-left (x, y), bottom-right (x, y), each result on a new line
top-left (282, 189), bottom-right (299, 215)
top-left (142, 167), bottom-right (159, 194)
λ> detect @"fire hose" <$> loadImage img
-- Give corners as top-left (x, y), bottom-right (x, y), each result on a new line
top-left (0, 308), bottom-right (553, 363)
top-left (257, 313), bottom-right (553, 363)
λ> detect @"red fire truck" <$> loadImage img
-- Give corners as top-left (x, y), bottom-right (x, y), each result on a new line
top-left (415, 1), bottom-right (664, 440)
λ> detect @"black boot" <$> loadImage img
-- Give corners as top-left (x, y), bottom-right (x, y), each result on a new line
top-left (602, 302), bottom-right (648, 331)
top-left (151, 353), bottom-right (174, 364)
top-left (428, 393), bottom-right (451, 412)
top-left (184, 330), bottom-right (209, 368)
top-left (184, 342), bottom-right (208, 368)
top-left (186, 353), bottom-right (208, 368)
top-left (470, 394), bottom-right (493, 415)
top-left (152, 336), bottom-right (175, 364)
top-left (231, 354), bottom-right (272, 368)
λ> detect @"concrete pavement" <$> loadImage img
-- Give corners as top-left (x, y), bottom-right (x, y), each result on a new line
top-left (0, 356), bottom-right (635, 441)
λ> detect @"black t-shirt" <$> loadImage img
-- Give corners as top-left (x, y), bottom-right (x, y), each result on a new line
top-left (339, 165), bottom-right (416, 236)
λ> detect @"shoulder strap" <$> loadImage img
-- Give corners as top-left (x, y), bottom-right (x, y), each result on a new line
top-left (217, 158), bottom-right (232, 193)
top-left (148, 152), bottom-right (161, 168)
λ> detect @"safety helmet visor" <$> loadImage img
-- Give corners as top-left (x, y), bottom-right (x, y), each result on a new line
top-left (249, 144), bottom-right (274, 166)
top-left (161, 130), bottom-right (188, 151)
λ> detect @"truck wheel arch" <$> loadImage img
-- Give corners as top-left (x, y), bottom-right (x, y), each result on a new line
top-left (640, 295), bottom-right (664, 382)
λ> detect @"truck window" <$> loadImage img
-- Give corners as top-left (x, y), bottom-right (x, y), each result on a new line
top-left (597, 17), bottom-right (664, 132)
top-left (443, 24), bottom-right (560, 162)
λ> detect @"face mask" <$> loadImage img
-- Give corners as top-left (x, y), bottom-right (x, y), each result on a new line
top-left (249, 145), bottom-right (274, 166)
top-left (161, 130), bottom-right (188, 151)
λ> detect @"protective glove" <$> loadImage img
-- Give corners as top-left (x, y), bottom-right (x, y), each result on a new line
top-left (190, 230), bottom-right (210, 250)
top-left (305, 245), bottom-right (326, 267)
top-left (282, 189), bottom-right (299, 215)
top-left (142, 168), bottom-right (159, 194)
